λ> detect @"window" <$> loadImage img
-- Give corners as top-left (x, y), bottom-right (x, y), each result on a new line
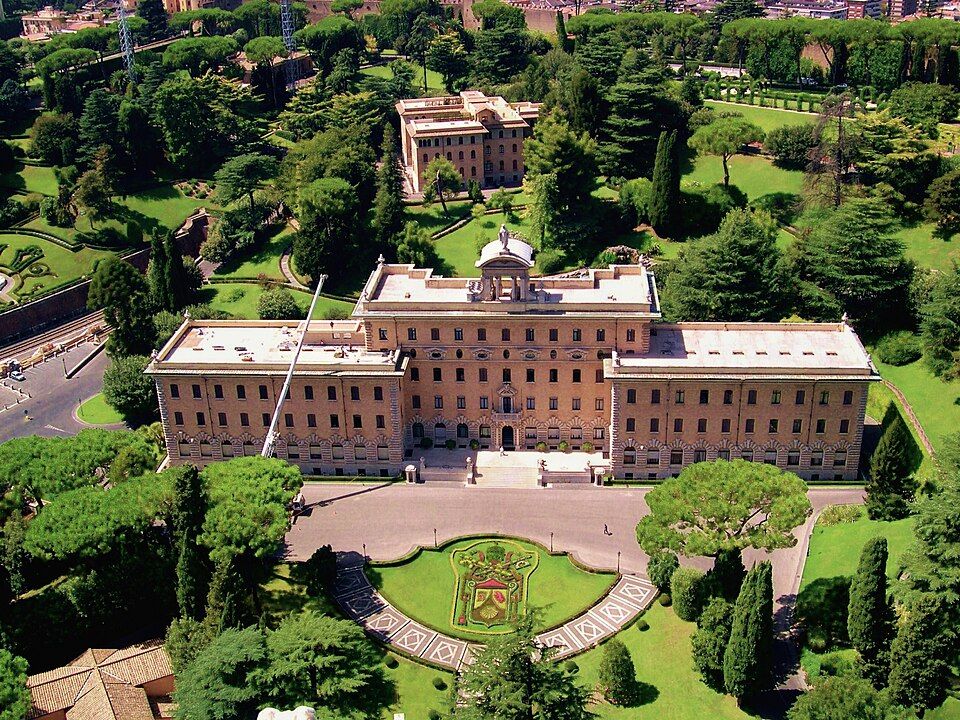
top-left (454, 327), bottom-right (463, 341)
top-left (572, 398), bottom-right (581, 410)
top-left (764, 449), bottom-right (777, 465)
top-left (648, 450), bottom-right (661, 465)
top-left (840, 419), bottom-right (850, 433)
top-left (597, 329), bottom-right (605, 341)
top-left (596, 369), bottom-right (603, 383)
top-left (480, 396), bottom-right (489, 409)
top-left (502, 329), bottom-right (511, 341)
top-left (459, 396), bottom-right (467, 409)
top-left (305, 385), bottom-right (314, 401)
top-left (627, 389), bottom-right (637, 404)
top-left (455, 368), bottom-right (465, 383)
top-left (281, 412), bottom-right (292, 428)
top-left (408, 328), bottom-right (417, 341)
top-left (307, 414), bottom-right (316, 428)
top-left (820, 391), bottom-right (830, 405)
top-left (771, 390), bottom-right (781, 405)
top-left (332, 444), bottom-right (344, 460)
top-left (174, 411), bottom-right (184, 426)
top-left (573, 369), bottom-right (581, 383)
top-left (192, 384), bottom-right (201, 399)
top-left (650, 418), bottom-right (660, 432)
top-left (457, 423), bottom-right (469, 439)
top-left (434, 396), bottom-right (443, 409)
top-left (433, 368), bottom-right (442, 382)
top-left (670, 449), bottom-right (683, 465)
top-left (769, 419), bottom-right (779, 433)
top-left (548, 427), bottom-right (560, 440)
top-left (209, 384), bottom-right (221, 400)
top-left (350, 386), bottom-right (360, 401)
top-left (411, 368), bottom-right (420, 381)
top-left (196, 412), bottom-right (206, 425)
top-left (796, 390), bottom-right (806, 405)
top-left (503, 369), bottom-right (511, 382)
top-left (816, 419), bottom-right (826, 433)
top-left (594, 428), bottom-right (605, 439)
top-left (262, 413), bottom-right (270, 427)
top-left (811, 450), bottom-right (823, 466)
top-left (355, 444), bottom-right (367, 460)
top-left (526, 328), bottom-right (535, 342)
top-left (675, 390), bottom-right (685, 404)
top-left (480, 425), bottom-right (491, 438)
top-left (741, 450), bottom-right (754, 462)
top-left (745, 419), bottom-right (756, 433)
top-left (549, 397), bottom-right (558, 410)
top-left (240, 412), bottom-right (249, 427)
top-left (477, 328), bottom-right (487, 341)
top-left (723, 389), bottom-right (733, 405)
top-left (793, 419), bottom-right (802, 433)
top-left (721, 418), bottom-right (731, 433)
top-left (170, 384), bottom-right (180, 398)
top-left (549, 369), bottom-right (558, 383)
top-left (526, 369), bottom-right (535, 383)
top-left (718, 449), bottom-right (730, 461)
top-left (479, 368), bottom-right (488, 382)
top-left (330, 414), bottom-right (339, 428)
top-left (379, 328), bottom-right (388, 341)
top-left (674, 418), bottom-right (683, 433)
top-left (236, 385), bottom-right (245, 400)
top-left (747, 389), bottom-right (757, 405)
top-left (374, 386), bottom-right (383, 401)
top-left (651, 389), bottom-right (661, 404)
top-left (697, 418), bottom-right (707, 433)
top-left (412, 423), bottom-right (424, 438)
top-left (571, 427), bottom-right (582, 440)
top-left (353, 414), bottom-right (362, 428)
top-left (430, 328), bottom-right (440, 341)
top-left (624, 447), bottom-right (636, 465)
top-left (595, 398), bottom-right (604, 411)
top-left (834, 450), bottom-right (847, 467)
top-left (327, 386), bottom-right (337, 401)
top-left (626, 417), bottom-right (635, 432)
top-left (378, 445), bottom-right (389, 460)
top-left (700, 389), bottom-right (709, 405)
top-left (787, 451), bottom-right (800, 466)
top-left (843, 390), bottom-right (854, 405)
top-left (549, 328), bottom-right (558, 342)
top-left (694, 449), bottom-right (707, 463)
top-left (573, 329), bottom-right (582, 342)
top-left (626, 329), bottom-right (636, 342)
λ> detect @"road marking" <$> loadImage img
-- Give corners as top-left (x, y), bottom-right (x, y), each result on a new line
top-left (44, 425), bottom-right (68, 434)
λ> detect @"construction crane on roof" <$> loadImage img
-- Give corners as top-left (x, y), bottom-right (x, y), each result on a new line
top-left (279, 0), bottom-right (300, 90)
top-left (116, 0), bottom-right (136, 81)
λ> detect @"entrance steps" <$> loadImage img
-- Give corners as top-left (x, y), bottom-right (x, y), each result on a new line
top-left (472, 464), bottom-right (539, 488)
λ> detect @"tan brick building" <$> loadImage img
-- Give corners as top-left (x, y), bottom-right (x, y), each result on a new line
top-left (147, 232), bottom-right (878, 481)
top-left (397, 91), bottom-right (539, 194)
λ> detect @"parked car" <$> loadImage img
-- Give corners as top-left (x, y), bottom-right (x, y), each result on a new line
top-left (8, 370), bottom-right (25, 382)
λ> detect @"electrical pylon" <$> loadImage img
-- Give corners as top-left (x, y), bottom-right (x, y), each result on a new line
top-left (279, 0), bottom-right (299, 90)
top-left (116, 1), bottom-right (137, 81)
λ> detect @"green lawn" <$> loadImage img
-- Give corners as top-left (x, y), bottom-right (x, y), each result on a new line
top-left (578, 604), bottom-right (748, 720)
top-left (0, 163), bottom-right (59, 196)
top-left (213, 226), bottom-right (292, 281)
top-left (199, 282), bottom-right (353, 320)
top-left (367, 538), bottom-right (616, 643)
top-left (435, 211), bottom-right (534, 276)
top-left (382, 655), bottom-right (452, 720)
top-left (115, 185), bottom-right (210, 232)
top-left (403, 200), bottom-right (475, 235)
top-left (76, 393), bottom-right (124, 425)
top-left (683, 154), bottom-right (804, 202)
top-left (0, 233), bottom-right (111, 300)
top-left (875, 358), bottom-right (960, 454)
top-left (704, 100), bottom-right (816, 133)
top-left (360, 63), bottom-right (445, 92)
top-left (892, 222), bottom-right (960, 270)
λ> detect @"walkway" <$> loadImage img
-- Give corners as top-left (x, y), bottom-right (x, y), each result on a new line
top-left (882, 379), bottom-right (934, 456)
top-left (279, 247), bottom-right (309, 290)
top-left (331, 561), bottom-right (655, 670)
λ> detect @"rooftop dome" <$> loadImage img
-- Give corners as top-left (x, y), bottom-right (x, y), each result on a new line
top-left (476, 225), bottom-right (535, 268)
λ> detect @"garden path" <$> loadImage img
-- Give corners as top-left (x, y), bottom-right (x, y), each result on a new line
top-left (331, 562), bottom-right (655, 670)
top-left (280, 247), bottom-right (309, 290)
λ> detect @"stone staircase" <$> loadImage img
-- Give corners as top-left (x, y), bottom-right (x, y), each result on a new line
top-left (472, 464), bottom-right (539, 488)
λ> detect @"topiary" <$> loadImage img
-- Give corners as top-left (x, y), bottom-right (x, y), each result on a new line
top-left (671, 567), bottom-right (706, 622)
top-left (636, 618), bottom-right (649, 631)
top-left (432, 677), bottom-right (447, 691)
top-left (558, 440), bottom-right (569, 452)
top-left (445, 439), bottom-right (456, 450)
top-left (385, 655), bottom-right (399, 669)
top-left (564, 660), bottom-right (579, 674)
top-left (874, 331), bottom-right (921, 366)
top-left (535, 441), bottom-right (547, 452)
top-left (420, 437), bottom-right (434, 449)
top-left (658, 593), bottom-right (672, 607)
top-left (469, 439), bottom-right (480, 450)
top-left (581, 441), bottom-right (594, 453)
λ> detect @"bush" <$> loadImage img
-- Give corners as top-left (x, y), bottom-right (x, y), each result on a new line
top-left (535, 441), bottom-right (547, 452)
top-left (444, 438), bottom-right (456, 450)
top-left (420, 437), bottom-right (434, 449)
top-left (581, 441), bottom-right (594, 453)
top-left (670, 567), bottom-right (706, 622)
top-left (597, 638), bottom-right (635, 705)
top-left (428, 711), bottom-right (440, 720)
top-left (796, 576), bottom-right (850, 651)
top-left (469, 439), bottom-right (480, 450)
top-left (321, 306), bottom-right (350, 320)
top-left (818, 650), bottom-right (857, 678)
top-left (432, 677), bottom-right (447, 691)
top-left (303, 545), bottom-right (337, 596)
top-left (536, 249), bottom-right (565, 275)
top-left (874, 331), bottom-right (921, 366)
top-left (636, 618), bottom-right (649, 631)
top-left (558, 440), bottom-right (569, 452)
top-left (258, 286), bottom-right (305, 320)
top-left (658, 593), bottom-right (672, 607)
top-left (384, 655), bottom-right (399, 669)
top-left (819, 504), bottom-right (864, 526)
top-left (647, 551), bottom-right (679, 593)
top-left (564, 660), bottom-right (579, 674)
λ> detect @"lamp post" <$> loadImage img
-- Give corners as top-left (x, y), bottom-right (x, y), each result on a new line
top-left (617, 550), bottom-right (621, 574)
top-left (362, 543), bottom-right (366, 560)
top-left (550, 532), bottom-right (553, 553)
top-left (61, 356), bottom-right (67, 378)
top-left (434, 528), bottom-right (438, 548)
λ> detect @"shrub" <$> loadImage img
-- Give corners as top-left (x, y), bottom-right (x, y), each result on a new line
top-left (564, 660), bottom-right (579, 674)
top-left (581, 441), bottom-right (594, 453)
top-left (597, 639), bottom-right (635, 705)
top-left (874, 331), bottom-right (921, 366)
top-left (765, 124), bottom-right (816, 170)
top-left (420, 437), bottom-right (434, 449)
top-left (258, 286), bottom-right (305, 320)
top-left (444, 439), bottom-right (456, 450)
top-left (535, 441), bottom-right (547, 452)
top-left (647, 551), bottom-right (679, 593)
top-left (819, 504), bottom-right (863, 526)
top-left (677, 182), bottom-right (747, 238)
top-left (818, 650), bottom-right (857, 678)
top-left (428, 711), bottom-right (440, 720)
top-left (226, 287), bottom-right (246, 303)
top-left (619, 177), bottom-right (652, 227)
top-left (432, 677), bottom-right (447, 691)
top-left (558, 440), bottom-right (569, 452)
top-left (322, 306), bottom-right (350, 320)
top-left (670, 567), bottom-right (706, 622)
top-left (658, 593), bottom-right (672, 607)
top-left (303, 545), bottom-right (337, 596)
top-left (469, 439), bottom-right (480, 450)
top-left (636, 618), bottom-right (649, 631)
top-left (536, 249), bottom-right (565, 275)
top-left (384, 656), bottom-right (399, 669)
top-left (796, 576), bottom-right (850, 651)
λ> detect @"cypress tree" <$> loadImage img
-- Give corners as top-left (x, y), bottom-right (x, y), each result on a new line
top-left (147, 231), bottom-right (169, 312)
top-left (692, 597), bottom-right (734, 691)
top-left (372, 124), bottom-right (406, 249)
top-left (164, 233), bottom-right (190, 311)
top-left (597, 638), bottom-right (636, 705)
top-left (847, 537), bottom-right (894, 689)
top-left (648, 130), bottom-right (679, 237)
top-left (723, 561), bottom-right (773, 703)
top-left (888, 595), bottom-right (950, 713)
top-left (709, 547), bottom-right (746, 602)
top-left (555, 11), bottom-right (571, 54)
top-left (137, 0), bottom-right (169, 40)
top-left (172, 464), bottom-right (210, 621)
top-left (867, 415), bottom-right (916, 520)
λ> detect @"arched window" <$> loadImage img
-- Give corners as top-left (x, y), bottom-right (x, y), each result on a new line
top-left (332, 443), bottom-right (344, 459)
top-left (422, 153), bottom-right (428, 162)
top-left (512, 144), bottom-right (517, 152)
top-left (446, 152), bottom-right (452, 160)
top-left (355, 444), bottom-right (367, 460)
top-left (412, 423), bottom-right (424, 438)
top-left (459, 151), bottom-right (464, 160)
top-left (471, 149), bottom-right (476, 159)
top-left (499, 144), bottom-right (504, 154)
top-left (624, 447), bottom-right (636, 465)
top-left (434, 423), bottom-right (447, 441)
top-left (457, 423), bottom-right (469, 438)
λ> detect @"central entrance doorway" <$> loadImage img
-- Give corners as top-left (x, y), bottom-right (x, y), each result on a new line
top-left (501, 426), bottom-right (515, 449)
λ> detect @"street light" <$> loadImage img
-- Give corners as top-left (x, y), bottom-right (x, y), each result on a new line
top-left (61, 356), bottom-right (67, 378)
top-left (617, 551), bottom-right (621, 574)
top-left (362, 543), bottom-right (366, 560)
top-left (434, 528), bottom-right (438, 548)
top-left (550, 532), bottom-right (553, 553)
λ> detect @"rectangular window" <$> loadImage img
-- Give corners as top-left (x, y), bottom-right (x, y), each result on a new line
top-left (453, 368), bottom-right (464, 383)
top-left (700, 389), bottom-right (709, 405)
top-left (503, 369), bottom-right (511, 382)
top-left (796, 390), bottom-right (806, 405)
top-left (307, 413), bottom-right (316, 428)
top-left (697, 418), bottom-right (707, 433)
top-left (431, 328), bottom-right (440, 341)
top-left (458, 396), bottom-right (467, 409)
top-left (595, 398), bottom-right (604, 411)
top-left (284, 413), bottom-right (294, 428)
top-left (651, 389), bottom-right (661, 404)
top-left (787, 451), bottom-right (800, 466)
top-left (626, 328), bottom-right (636, 342)
top-left (596, 329), bottom-right (605, 342)
top-left (408, 328), bottom-right (417, 341)
top-left (196, 411), bottom-right (206, 425)
top-left (820, 391), bottom-right (830, 405)
top-left (771, 390), bottom-right (781, 405)
top-left (479, 368), bottom-right (488, 382)
top-left (745, 418), bottom-right (755, 433)
top-left (694, 449), bottom-right (707, 463)
top-left (721, 418), bottom-right (731, 433)
top-left (236, 384), bottom-right (245, 400)
top-left (526, 369), bottom-right (535, 383)
top-left (548, 427), bottom-right (560, 440)
top-left (549, 397), bottom-right (558, 410)
top-left (840, 419), bottom-right (850, 433)
top-left (350, 386), bottom-right (360, 401)
top-left (675, 390), bottom-right (685, 404)
top-left (526, 328), bottom-right (535, 342)
top-left (480, 426), bottom-right (491, 438)
top-left (723, 389), bottom-right (733, 405)
top-left (480, 396), bottom-right (489, 409)
top-left (573, 329), bottom-right (582, 342)
top-left (769, 419), bottom-right (779, 433)
top-left (374, 386), bottom-right (383, 401)
top-left (330, 414), bottom-right (339, 428)
top-left (811, 451), bottom-right (824, 466)
top-left (477, 328), bottom-right (486, 341)
top-left (747, 389), bottom-right (757, 405)
top-left (240, 412), bottom-right (249, 427)
top-left (793, 419), bottom-right (802, 433)
top-left (379, 328), bottom-right (388, 341)
top-left (596, 369), bottom-right (603, 383)
top-left (262, 413), bottom-right (270, 427)
top-left (170, 384), bottom-right (180, 399)
top-left (834, 451), bottom-right (847, 467)
top-left (626, 389), bottom-right (636, 404)
top-left (573, 369), bottom-right (581, 383)
top-left (674, 418), bottom-right (683, 433)
top-left (304, 385), bottom-right (314, 401)
top-left (526, 427), bottom-right (539, 439)
top-left (192, 384), bottom-right (202, 399)
top-left (549, 328), bottom-right (558, 342)
top-left (502, 329), bottom-right (511, 342)
top-left (434, 396), bottom-right (443, 409)
top-left (816, 419), bottom-right (826, 433)
top-left (526, 397), bottom-right (535, 410)
top-left (454, 327), bottom-right (463, 341)
top-left (626, 417), bottom-right (635, 432)
top-left (353, 414), bottom-right (362, 428)
top-left (650, 418), bottom-right (660, 432)
top-left (433, 368), bottom-right (442, 382)
top-left (718, 449), bottom-right (730, 461)
top-left (843, 390), bottom-right (854, 406)
top-left (549, 369), bottom-right (558, 383)
top-left (764, 449), bottom-right (777, 465)
top-left (648, 449), bottom-right (660, 466)
top-left (327, 386), bottom-right (337, 401)
top-left (214, 384), bottom-right (223, 399)
top-left (571, 427), bottom-right (582, 440)
top-left (174, 411), bottom-right (183, 426)
top-left (411, 368), bottom-right (420, 381)
top-left (670, 449), bottom-right (683, 465)
top-left (594, 428), bottom-right (605, 439)
top-left (572, 398), bottom-right (581, 410)
top-left (412, 395), bottom-right (421, 409)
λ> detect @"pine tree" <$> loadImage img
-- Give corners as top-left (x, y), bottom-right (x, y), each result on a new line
top-left (137, 0), bottom-right (169, 40)
top-left (648, 130), bottom-right (679, 237)
top-left (597, 638), bottom-right (636, 705)
top-left (867, 415), bottom-right (916, 521)
top-left (555, 11), bottom-right (571, 53)
top-left (372, 124), bottom-right (406, 249)
top-left (888, 595), bottom-right (950, 713)
top-left (723, 562), bottom-right (773, 703)
top-left (147, 230), bottom-right (170, 312)
top-left (847, 537), bottom-right (894, 689)
top-left (172, 464), bottom-right (209, 621)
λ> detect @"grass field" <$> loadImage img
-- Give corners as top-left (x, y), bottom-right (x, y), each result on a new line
top-left (76, 393), bottom-right (124, 425)
top-left (893, 222), bottom-right (960, 270)
top-left (360, 63), bottom-right (445, 92)
top-left (435, 211), bottom-right (534, 275)
top-left (0, 233), bottom-right (111, 300)
top-left (578, 604), bottom-right (748, 720)
top-left (115, 185), bottom-right (210, 232)
top-left (367, 538), bottom-right (616, 643)
top-left (875, 358), bottom-right (960, 454)
top-left (704, 100), bottom-right (816, 133)
top-left (199, 282), bottom-right (353, 320)
top-left (382, 655), bottom-right (452, 720)
top-left (213, 226), bottom-right (292, 281)
top-left (683, 154), bottom-right (804, 202)
top-left (0, 163), bottom-right (59, 197)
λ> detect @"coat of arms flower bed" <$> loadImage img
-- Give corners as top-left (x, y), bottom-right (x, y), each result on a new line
top-left (451, 539), bottom-right (539, 634)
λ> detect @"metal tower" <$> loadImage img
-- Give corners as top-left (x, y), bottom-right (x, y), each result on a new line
top-left (279, 0), bottom-right (299, 90)
top-left (116, 1), bottom-right (136, 81)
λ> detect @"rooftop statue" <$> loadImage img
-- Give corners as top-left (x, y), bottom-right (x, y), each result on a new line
top-left (499, 224), bottom-right (509, 251)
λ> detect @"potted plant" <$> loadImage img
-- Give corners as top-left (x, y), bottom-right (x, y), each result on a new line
top-left (535, 441), bottom-right (547, 452)
top-left (445, 438), bottom-right (456, 450)
top-left (581, 441), bottom-right (594, 453)
top-left (420, 437), bottom-right (434, 449)
top-left (469, 439), bottom-right (480, 450)
top-left (558, 440), bottom-right (569, 452)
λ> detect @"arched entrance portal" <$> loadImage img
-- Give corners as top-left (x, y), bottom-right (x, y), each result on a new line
top-left (501, 426), bottom-right (515, 449)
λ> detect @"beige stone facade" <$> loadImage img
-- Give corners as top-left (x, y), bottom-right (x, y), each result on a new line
top-left (396, 91), bottom-right (539, 193)
top-left (147, 233), bottom-right (878, 480)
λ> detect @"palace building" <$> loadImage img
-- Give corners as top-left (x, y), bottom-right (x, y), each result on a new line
top-left (147, 230), bottom-right (879, 481)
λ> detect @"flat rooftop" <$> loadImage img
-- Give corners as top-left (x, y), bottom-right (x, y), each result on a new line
top-left (609, 322), bottom-right (877, 379)
top-left (148, 321), bottom-right (402, 375)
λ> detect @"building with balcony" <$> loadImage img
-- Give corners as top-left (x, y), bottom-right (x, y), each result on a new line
top-left (147, 229), bottom-right (878, 481)
top-left (396, 91), bottom-right (540, 194)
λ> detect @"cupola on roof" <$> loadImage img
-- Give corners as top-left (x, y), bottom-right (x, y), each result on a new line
top-left (476, 225), bottom-right (534, 268)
